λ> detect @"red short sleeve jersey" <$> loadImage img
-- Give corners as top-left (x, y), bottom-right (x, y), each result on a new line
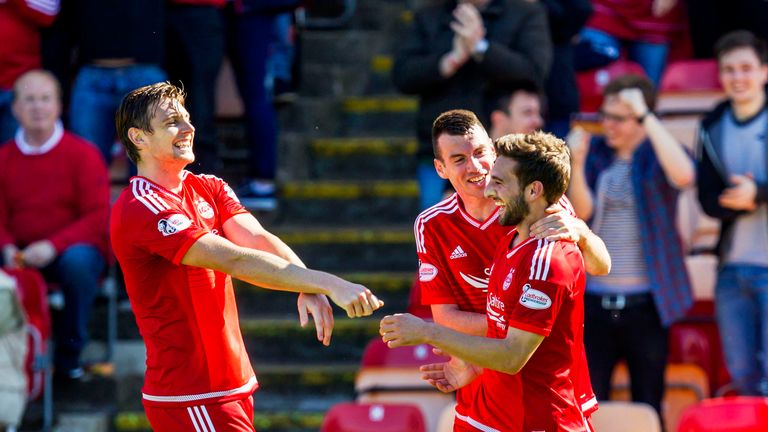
top-left (487, 230), bottom-right (589, 432)
top-left (414, 194), bottom-right (510, 313)
top-left (111, 172), bottom-right (256, 407)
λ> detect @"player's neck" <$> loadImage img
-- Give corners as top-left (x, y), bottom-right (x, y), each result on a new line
top-left (512, 206), bottom-right (547, 247)
top-left (138, 164), bottom-right (186, 193)
top-left (462, 195), bottom-right (499, 221)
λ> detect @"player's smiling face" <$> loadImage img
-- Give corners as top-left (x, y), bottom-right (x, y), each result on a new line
top-left (485, 155), bottom-right (529, 226)
top-left (434, 124), bottom-right (495, 201)
top-left (140, 98), bottom-right (196, 166)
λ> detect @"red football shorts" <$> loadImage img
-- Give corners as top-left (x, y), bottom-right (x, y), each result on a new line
top-left (144, 396), bottom-right (256, 432)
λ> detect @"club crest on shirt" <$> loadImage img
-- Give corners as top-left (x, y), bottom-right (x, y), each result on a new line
top-left (502, 268), bottom-right (515, 291)
top-left (196, 199), bottom-right (214, 219)
top-left (519, 283), bottom-right (552, 310)
top-left (419, 263), bottom-right (438, 282)
top-left (157, 214), bottom-right (192, 237)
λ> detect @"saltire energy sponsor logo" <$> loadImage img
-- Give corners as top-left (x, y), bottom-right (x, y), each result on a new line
top-left (419, 263), bottom-right (438, 282)
top-left (487, 292), bottom-right (506, 329)
top-left (519, 283), bottom-right (552, 310)
top-left (157, 214), bottom-right (192, 236)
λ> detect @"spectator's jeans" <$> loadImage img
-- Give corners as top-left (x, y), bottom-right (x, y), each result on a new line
top-left (268, 12), bottom-right (294, 87)
top-left (0, 89), bottom-right (18, 144)
top-left (69, 64), bottom-right (167, 165)
top-left (42, 244), bottom-right (106, 373)
top-left (417, 159), bottom-right (447, 210)
top-left (578, 28), bottom-right (669, 86)
top-left (716, 264), bottom-right (768, 395)
top-left (226, 10), bottom-right (277, 181)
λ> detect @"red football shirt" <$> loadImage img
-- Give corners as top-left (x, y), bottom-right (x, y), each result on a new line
top-left (111, 172), bottom-right (256, 407)
top-left (486, 230), bottom-right (589, 432)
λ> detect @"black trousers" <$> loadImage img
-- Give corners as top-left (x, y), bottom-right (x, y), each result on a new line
top-left (584, 293), bottom-right (668, 417)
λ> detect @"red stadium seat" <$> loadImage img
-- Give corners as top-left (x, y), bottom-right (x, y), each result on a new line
top-left (661, 60), bottom-right (721, 93)
top-left (361, 337), bottom-right (445, 367)
top-left (677, 397), bottom-right (768, 432)
top-left (576, 60), bottom-right (647, 112)
top-left (321, 402), bottom-right (427, 432)
top-left (669, 322), bottom-right (729, 394)
top-left (356, 338), bottom-right (454, 432)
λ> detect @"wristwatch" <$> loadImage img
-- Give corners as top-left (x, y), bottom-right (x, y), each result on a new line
top-left (472, 38), bottom-right (489, 62)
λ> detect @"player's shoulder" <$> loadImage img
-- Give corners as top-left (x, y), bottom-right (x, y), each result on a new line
top-left (414, 194), bottom-right (460, 227)
top-left (118, 177), bottom-right (178, 217)
top-left (521, 239), bottom-right (581, 282)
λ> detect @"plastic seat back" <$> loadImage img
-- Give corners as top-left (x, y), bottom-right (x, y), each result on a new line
top-left (677, 397), bottom-right (768, 432)
top-left (321, 402), bottom-right (427, 432)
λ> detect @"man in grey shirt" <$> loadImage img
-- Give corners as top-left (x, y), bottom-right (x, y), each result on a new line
top-left (697, 30), bottom-right (768, 396)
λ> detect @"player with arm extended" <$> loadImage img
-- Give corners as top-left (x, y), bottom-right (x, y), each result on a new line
top-left (111, 82), bottom-right (382, 431)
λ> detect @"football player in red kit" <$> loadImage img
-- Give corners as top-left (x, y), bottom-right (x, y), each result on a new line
top-left (414, 110), bottom-right (607, 429)
top-left (111, 82), bottom-right (383, 431)
top-left (383, 132), bottom-right (592, 431)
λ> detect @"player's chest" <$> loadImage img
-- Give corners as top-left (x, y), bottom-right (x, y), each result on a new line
top-left (179, 195), bottom-right (221, 234)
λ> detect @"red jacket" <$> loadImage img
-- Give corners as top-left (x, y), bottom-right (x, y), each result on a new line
top-left (0, 128), bottom-right (111, 261)
top-left (0, 0), bottom-right (59, 90)
top-left (586, 0), bottom-right (686, 44)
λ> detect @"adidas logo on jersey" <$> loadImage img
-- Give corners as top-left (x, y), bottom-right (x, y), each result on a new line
top-left (450, 245), bottom-right (468, 259)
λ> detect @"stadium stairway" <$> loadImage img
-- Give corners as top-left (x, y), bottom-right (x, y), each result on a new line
top-left (97, 1), bottom-right (425, 432)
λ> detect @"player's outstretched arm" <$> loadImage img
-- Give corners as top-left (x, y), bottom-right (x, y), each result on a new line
top-left (182, 233), bottom-right (383, 318)
top-left (380, 313), bottom-right (543, 375)
top-left (223, 213), bottom-right (334, 343)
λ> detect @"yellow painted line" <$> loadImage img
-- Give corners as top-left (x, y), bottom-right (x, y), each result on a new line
top-left (371, 54), bottom-right (393, 73)
top-left (340, 271), bottom-right (414, 291)
top-left (280, 180), bottom-right (418, 199)
top-left (400, 10), bottom-right (413, 24)
top-left (115, 412), bottom-right (324, 431)
top-left (343, 96), bottom-right (418, 113)
top-left (273, 227), bottom-right (413, 244)
top-left (312, 137), bottom-right (417, 156)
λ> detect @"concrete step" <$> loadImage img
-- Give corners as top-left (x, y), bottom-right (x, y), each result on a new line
top-left (278, 95), bottom-right (417, 137)
top-left (269, 225), bottom-right (415, 272)
top-left (274, 179), bottom-right (419, 225)
top-left (115, 410), bottom-right (326, 432)
top-left (309, 137), bottom-right (417, 179)
top-left (234, 271), bottom-right (414, 316)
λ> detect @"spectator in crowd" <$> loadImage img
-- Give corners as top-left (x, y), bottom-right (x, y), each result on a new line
top-left (225, 0), bottom-right (302, 211)
top-left (0, 70), bottom-right (110, 382)
top-left (696, 30), bottom-right (768, 396)
top-left (0, 0), bottom-right (60, 143)
top-left (576, 0), bottom-right (687, 85)
top-left (165, 0), bottom-right (226, 175)
top-left (68, 0), bottom-right (167, 166)
top-left (269, 11), bottom-right (297, 104)
top-left (540, 0), bottom-right (592, 138)
top-left (566, 74), bottom-right (694, 416)
top-left (485, 80), bottom-right (545, 140)
top-left (393, 0), bottom-right (552, 209)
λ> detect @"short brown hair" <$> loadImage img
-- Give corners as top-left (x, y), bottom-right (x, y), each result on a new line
top-left (603, 74), bottom-right (656, 111)
top-left (714, 30), bottom-right (768, 64)
top-left (431, 109), bottom-right (484, 159)
top-left (493, 131), bottom-right (571, 205)
top-left (115, 82), bottom-right (186, 164)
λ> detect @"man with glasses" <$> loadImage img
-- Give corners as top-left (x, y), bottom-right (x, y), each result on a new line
top-left (566, 74), bottom-right (694, 417)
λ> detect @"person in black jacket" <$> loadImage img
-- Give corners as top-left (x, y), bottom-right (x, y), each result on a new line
top-left (696, 30), bottom-right (768, 396)
top-left (393, 0), bottom-right (552, 209)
